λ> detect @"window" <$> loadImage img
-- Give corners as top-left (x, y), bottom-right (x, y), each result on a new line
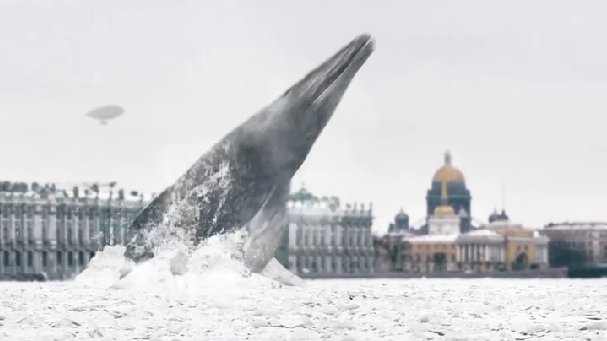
top-left (15, 222), bottom-right (22, 242)
top-left (331, 227), bottom-right (336, 245)
top-left (42, 221), bottom-right (48, 243)
top-left (89, 251), bottom-right (95, 260)
top-left (89, 225), bottom-right (96, 244)
top-left (67, 252), bottom-right (73, 267)
top-left (42, 252), bottom-right (48, 267)
top-left (3, 251), bottom-right (8, 266)
top-left (27, 251), bottom-right (33, 267)
top-left (78, 251), bottom-right (84, 266)
top-left (27, 222), bottom-right (34, 243)
top-left (56, 223), bottom-right (62, 243)
top-left (15, 251), bottom-right (21, 266)
top-left (296, 227), bottom-right (302, 247)
top-left (56, 251), bottom-right (62, 265)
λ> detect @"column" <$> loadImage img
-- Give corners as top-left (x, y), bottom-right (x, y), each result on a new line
top-left (82, 211), bottom-right (90, 249)
top-left (288, 223), bottom-right (296, 248)
top-left (33, 206), bottom-right (42, 248)
top-left (317, 255), bottom-right (323, 273)
top-left (48, 204), bottom-right (57, 247)
top-left (72, 207), bottom-right (79, 248)
top-left (92, 209), bottom-right (101, 251)
top-left (8, 208), bottom-right (15, 248)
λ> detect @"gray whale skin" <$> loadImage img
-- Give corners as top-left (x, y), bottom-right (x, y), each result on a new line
top-left (124, 34), bottom-right (375, 281)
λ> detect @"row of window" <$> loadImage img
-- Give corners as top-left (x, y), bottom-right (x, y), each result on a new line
top-left (0, 204), bottom-right (141, 220)
top-left (407, 254), bottom-right (458, 263)
top-left (292, 255), bottom-right (372, 273)
top-left (294, 227), bottom-right (372, 247)
top-left (1, 223), bottom-right (134, 246)
top-left (1, 250), bottom-right (95, 268)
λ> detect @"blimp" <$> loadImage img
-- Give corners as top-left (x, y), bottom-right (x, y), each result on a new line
top-left (86, 105), bottom-right (124, 125)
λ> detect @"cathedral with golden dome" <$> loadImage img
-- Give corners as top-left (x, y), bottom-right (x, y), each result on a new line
top-left (426, 151), bottom-right (472, 233)
top-left (375, 151), bottom-right (550, 275)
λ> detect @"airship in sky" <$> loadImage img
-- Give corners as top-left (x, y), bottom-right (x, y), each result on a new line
top-left (86, 105), bottom-right (124, 125)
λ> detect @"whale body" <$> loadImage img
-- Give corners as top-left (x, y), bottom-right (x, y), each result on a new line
top-left (124, 34), bottom-right (375, 276)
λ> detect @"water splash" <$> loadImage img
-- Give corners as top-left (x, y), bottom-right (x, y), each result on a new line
top-left (75, 230), bottom-right (283, 297)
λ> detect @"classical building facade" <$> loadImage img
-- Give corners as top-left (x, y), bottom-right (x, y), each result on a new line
top-left (397, 219), bottom-right (549, 274)
top-left (378, 152), bottom-right (550, 275)
top-left (483, 218), bottom-right (549, 271)
top-left (543, 222), bottom-right (607, 268)
top-left (275, 188), bottom-right (374, 275)
top-left (0, 182), bottom-right (146, 279)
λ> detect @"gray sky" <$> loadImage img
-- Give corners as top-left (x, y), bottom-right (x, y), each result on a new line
top-left (2, 0), bottom-right (607, 232)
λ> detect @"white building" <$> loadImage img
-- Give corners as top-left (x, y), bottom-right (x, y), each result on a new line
top-left (543, 222), bottom-right (607, 267)
top-left (0, 182), bottom-right (147, 279)
top-left (275, 188), bottom-right (374, 275)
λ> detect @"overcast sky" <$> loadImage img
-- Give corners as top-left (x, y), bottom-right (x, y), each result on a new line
top-left (2, 0), bottom-right (607, 232)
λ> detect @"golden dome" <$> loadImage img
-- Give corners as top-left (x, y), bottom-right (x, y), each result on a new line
top-left (432, 151), bottom-right (465, 183)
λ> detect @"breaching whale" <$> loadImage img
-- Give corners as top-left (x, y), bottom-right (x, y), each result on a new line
top-left (124, 34), bottom-right (375, 278)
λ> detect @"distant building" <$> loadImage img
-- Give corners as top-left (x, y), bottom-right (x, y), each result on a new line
top-left (398, 217), bottom-right (549, 274)
top-left (482, 216), bottom-right (549, 271)
top-left (387, 209), bottom-right (409, 233)
top-left (543, 222), bottom-right (607, 268)
top-left (377, 210), bottom-right (414, 272)
top-left (0, 182), bottom-right (147, 279)
top-left (380, 159), bottom-right (549, 274)
top-left (275, 187), bottom-right (374, 275)
top-left (488, 209), bottom-right (510, 223)
top-left (425, 151), bottom-right (472, 233)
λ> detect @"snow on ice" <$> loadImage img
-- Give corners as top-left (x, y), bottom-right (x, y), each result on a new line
top-left (1, 235), bottom-right (606, 340)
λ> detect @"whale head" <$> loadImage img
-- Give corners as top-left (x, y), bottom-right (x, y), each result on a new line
top-left (233, 34), bottom-right (375, 182)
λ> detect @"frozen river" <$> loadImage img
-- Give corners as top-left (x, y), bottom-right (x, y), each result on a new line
top-left (1, 246), bottom-right (606, 340)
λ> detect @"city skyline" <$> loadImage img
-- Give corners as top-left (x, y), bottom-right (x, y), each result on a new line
top-left (2, 1), bottom-right (607, 232)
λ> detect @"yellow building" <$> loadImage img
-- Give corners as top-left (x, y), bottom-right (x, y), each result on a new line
top-left (398, 153), bottom-right (548, 273)
top-left (482, 217), bottom-right (549, 270)
top-left (401, 235), bottom-right (459, 273)
top-left (401, 168), bottom-right (465, 273)
top-left (396, 153), bottom-right (549, 274)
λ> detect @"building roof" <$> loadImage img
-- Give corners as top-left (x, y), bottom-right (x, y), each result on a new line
top-left (544, 222), bottom-right (607, 230)
top-left (287, 186), bottom-right (372, 219)
top-left (405, 234), bottom-right (459, 243)
top-left (432, 151), bottom-right (465, 184)
top-left (457, 229), bottom-right (505, 243)
top-left (394, 208), bottom-right (409, 220)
